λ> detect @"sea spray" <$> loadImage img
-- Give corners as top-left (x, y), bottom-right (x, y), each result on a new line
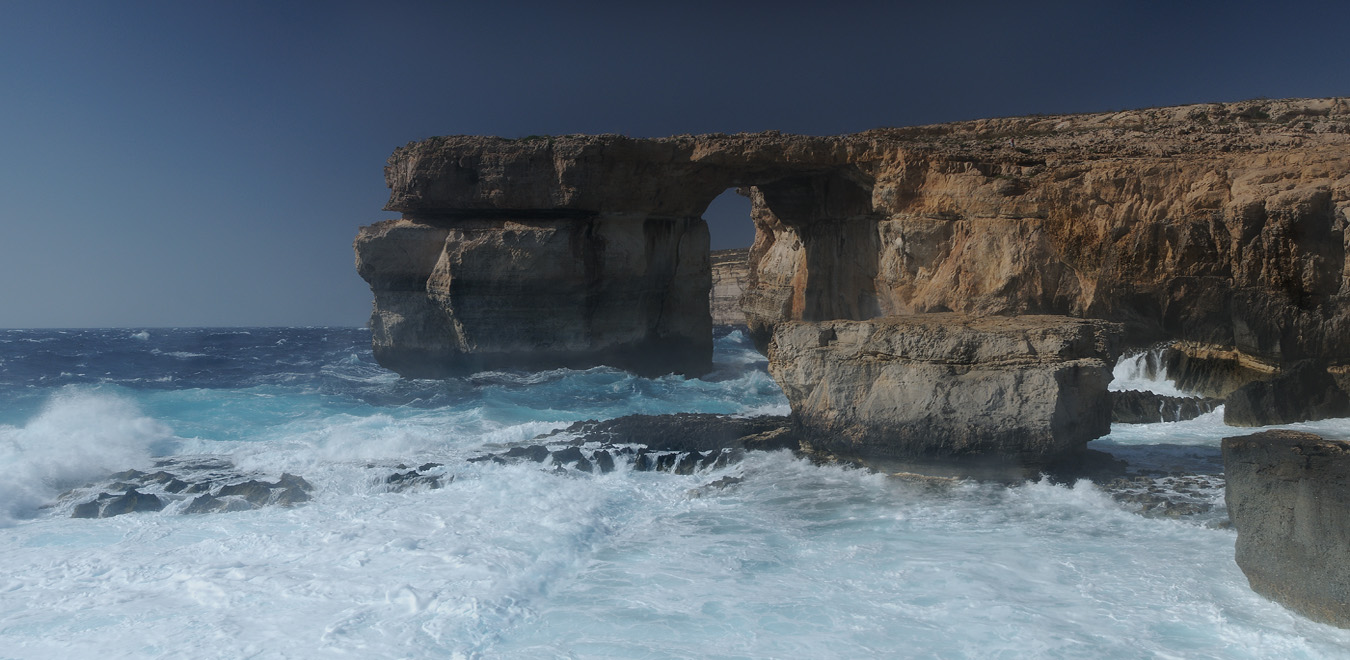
top-left (2, 328), bottom-right (1350, 657)
top-left (0, 387), bottom-right (172, 525)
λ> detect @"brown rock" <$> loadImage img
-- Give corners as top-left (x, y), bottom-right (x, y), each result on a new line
top-left (357, 97), bottom-right (1350, 422)
top-left (767, 314), bottom-right (1119, 469)
top-left (710, 247), bottom-right (750, 326)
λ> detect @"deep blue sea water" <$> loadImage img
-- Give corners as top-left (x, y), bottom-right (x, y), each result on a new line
top-left (2, 327), bottom-right (1349, 658)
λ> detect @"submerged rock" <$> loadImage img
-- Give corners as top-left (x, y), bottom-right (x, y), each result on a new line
top-left (381, 463), bottom-right (448, 492)
top-left (1223, 430), bottom-right (1350, 627)
top-left (537, 413), bottom-right (794, 453)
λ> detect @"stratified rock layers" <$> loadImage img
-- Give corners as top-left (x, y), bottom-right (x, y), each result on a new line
top-left (356, 216), bottom-right (710, 377)
top-left (767, 315), bottom-right (1119, 467)
top-left (1223, 430), bottom-right (1350, 628)
top-left (358, 97), bottom-right (1350, 383)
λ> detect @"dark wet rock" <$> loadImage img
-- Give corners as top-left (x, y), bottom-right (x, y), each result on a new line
top-left (184, 493), bottom-right (252, 514)
top-left (688, 475), bottom-right (746, 498)
top-left (1110, 390), bottom-right (1222, 424)
top-left (550, 446), bottom-right (586, 465)
top-left (62, 457), bottom-right (316, 518)
top-left (216, 480), bottom-right (276, 506)
top-left (471, 413), bottom-right (772, 476)
top-left (474, 442), bottom-right (747, 476)
top-left (706, 475), bottom-right (743, 490)
top-left (503, 445), bottom-right (551, 462)
top-left (70, 495), bottom-right (113, 519)
top-left (1223, 430), bottom-right (1350, 627)
top-left (1224, 361), bottom-right (1350, 426)
top-left (674, 452), bottom-right (705, 475)
top-left (536, 413), bottom-right (794, 453)
top-left (654, 453), bottom-right (679, 472)
top-left (593, 450), bottom-right (615, 473)
top-left (71, 488), bottom-right (165, 519)
top-left (1099, 473), bottom-right (1224, 519)
top-left (383, 464), bottom-right (446, 492)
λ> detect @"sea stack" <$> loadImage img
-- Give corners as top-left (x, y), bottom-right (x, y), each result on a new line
top-left (1223, 430), bottom-right (1350, 627)
top-left (768, 315), bottom-right (1119, 472)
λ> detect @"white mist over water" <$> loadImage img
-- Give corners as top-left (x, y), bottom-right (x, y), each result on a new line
top-left (1, 328), bottom-right (1349, 658)
top-left (1110, 344), bottom-right (1196, 398)
top-left (0, 388), bottom-right (169, 526)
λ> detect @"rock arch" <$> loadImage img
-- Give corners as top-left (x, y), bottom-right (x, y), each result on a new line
top-left (357, 98), bottom-right (1350, 461)
top-left (356, 133), bottom-right (891, 377)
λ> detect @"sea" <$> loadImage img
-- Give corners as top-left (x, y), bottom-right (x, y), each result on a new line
top-left (2, 326), bottom-right (1350, 659)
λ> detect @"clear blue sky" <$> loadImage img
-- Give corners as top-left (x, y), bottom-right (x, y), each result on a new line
top-left (2, 0), bottom-right (1346, 328)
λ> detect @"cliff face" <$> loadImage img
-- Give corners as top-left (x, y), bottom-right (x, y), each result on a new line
top-left (1224, 430), bottom-right (1350, 627)
top-left (709, 248), bottom-right (750, 326)
top-left (741, 98), bottom-right (1350, 370)
top-left (768, 314), bottom-right (1119, 471)
top-left (356, 96), bottom-right (1349, 399)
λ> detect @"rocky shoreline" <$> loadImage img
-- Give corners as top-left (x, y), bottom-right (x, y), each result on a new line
top-left (351, 97), bottom-right (1350, 628)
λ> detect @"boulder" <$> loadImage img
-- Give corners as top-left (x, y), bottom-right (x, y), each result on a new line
top-left (1109, 390), bottom-right (1222, 424)
top-left (768, 314), bottom-right (1119, 470)
top-left (1224, 361), bottom-right (1350, 426)
top-left (1223, 430), bottom-right (1350, 627)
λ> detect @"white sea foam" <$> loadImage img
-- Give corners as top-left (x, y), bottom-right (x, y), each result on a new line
top-left (0, 387), bottom-right (173, 526)
top-left (5, 330), bottom-right (1350, 657)
top-left (130, 330), bottom-right (151, 341)
top-left (1110, 345), bottom-right (1196, 397)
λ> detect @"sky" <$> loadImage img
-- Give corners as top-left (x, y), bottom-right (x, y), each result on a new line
top-left (2, 0), bottom-right (1348, 328)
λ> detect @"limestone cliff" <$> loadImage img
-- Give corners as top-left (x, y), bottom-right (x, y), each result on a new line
top-left (357, 96), bottom-right (1349, 396)
top-left (768, 314), bottom-right (1119, 471)
top-left (710, 248), bottom-right (750, 325)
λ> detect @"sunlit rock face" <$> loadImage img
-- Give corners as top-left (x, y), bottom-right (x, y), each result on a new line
top-left (357, 98), bottom-right (1350, 397)
top-left (768, 314), bottom-right (1120, 471)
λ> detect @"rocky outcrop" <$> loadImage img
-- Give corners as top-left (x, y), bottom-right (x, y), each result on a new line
top-left (357, 97), bottom-right (1350, 436)
top-left (710, 248), bottom-right (750, 325)
top-left (535, 413), bottom-right (794, 452)
top-left (767, 314), bottom-right (1119, 470)
top-left (1223, 430), bottom-right (1350, 628)
top-left (469, 415), bottom-right (792, 476)
top-left (1109, 390), bottom-right (1222, 424)
top-left (355, 216), bottom-right (711, 377)
top-left (1224, 361), bottom-right (1350, 426)
top-left (61, 458), bottom-right (314, 518)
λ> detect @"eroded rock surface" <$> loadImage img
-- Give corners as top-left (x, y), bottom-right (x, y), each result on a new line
top-left (469, 413), bottom-right (794, 474)
top-left (357, 97), bottom-right (1350, 421)
top-left (1223, 360), bottom-right (1350, 426)
top-left (768, 314), bottom-right (1119, 469)
top-left (710, 248), bottom-right (750, 326)
top-left (1109, 390), bottom-right (1223, 424)
top-left (1223, 430), bottom-right (1350, 628)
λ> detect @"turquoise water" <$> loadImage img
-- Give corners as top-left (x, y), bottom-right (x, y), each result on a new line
top-left (1, 328), bottom-right (1348, 658)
